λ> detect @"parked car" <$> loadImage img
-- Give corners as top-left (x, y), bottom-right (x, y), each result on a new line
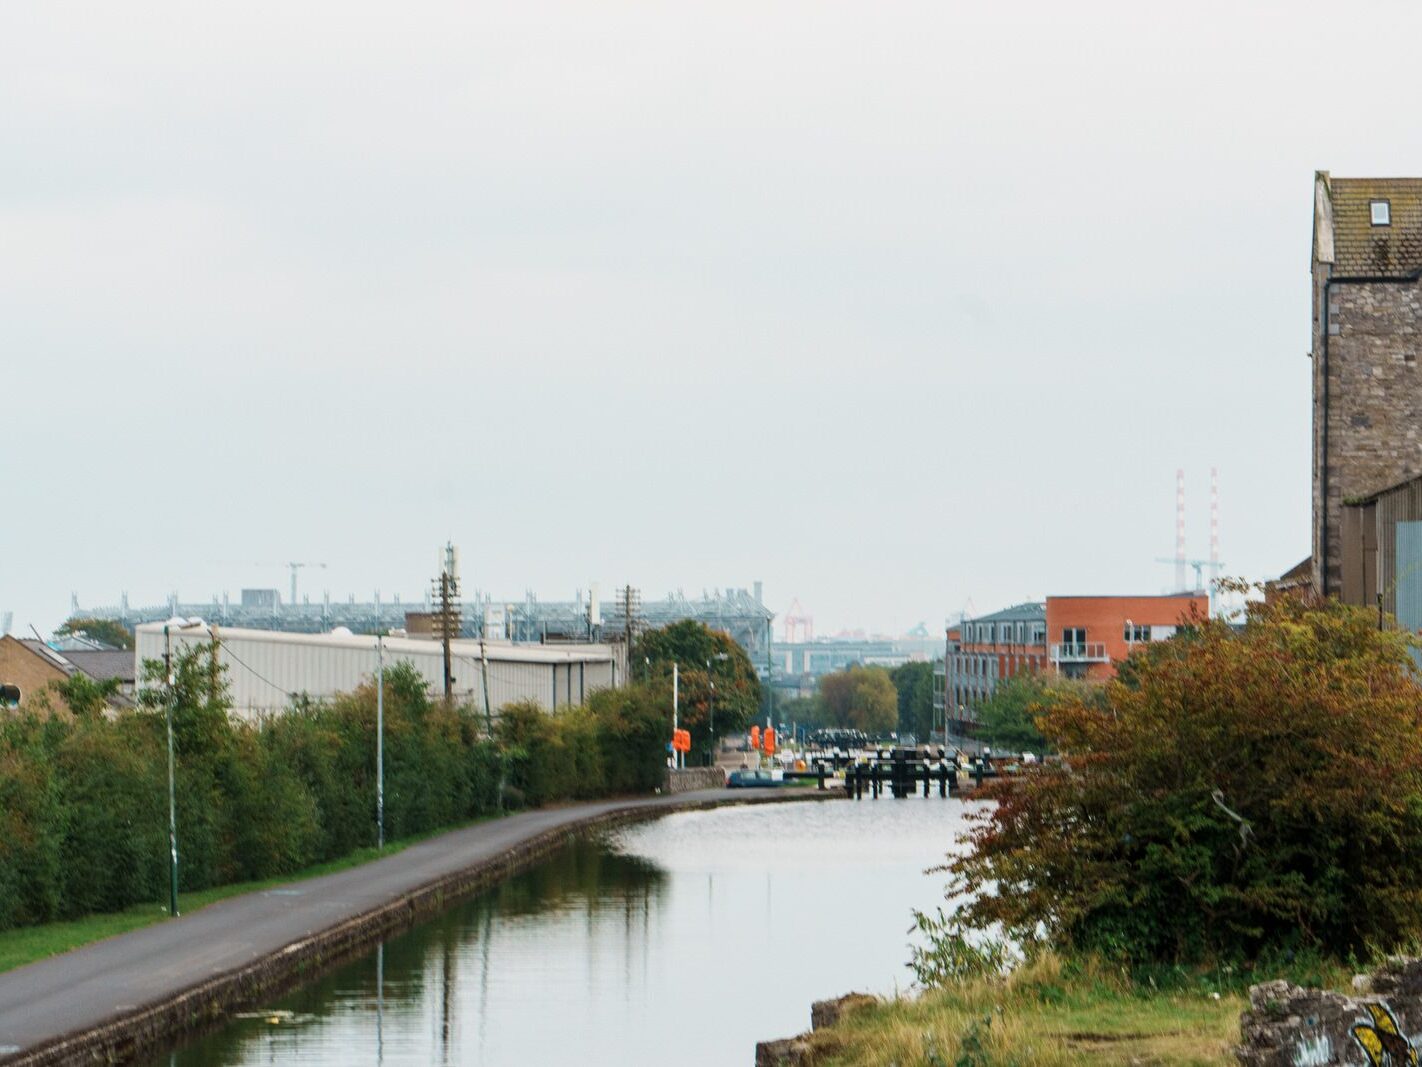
top-left (726, 769), bottom-right (780, 788)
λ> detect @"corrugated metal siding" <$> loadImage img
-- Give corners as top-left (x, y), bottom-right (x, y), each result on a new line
top-left (135, 628), bottom-right (620, 720)
top-left (1376, 480), bottom-right (1422, 619)
top-left (1395, 522), bottom-right (1422, 635)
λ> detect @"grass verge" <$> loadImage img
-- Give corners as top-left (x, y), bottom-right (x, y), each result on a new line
top-left (799, 952), bottom-right (1347, 1066)
top-left (0, 818), bottom-right (494, 976)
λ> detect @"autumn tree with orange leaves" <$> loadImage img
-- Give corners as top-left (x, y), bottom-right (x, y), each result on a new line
top-left (943, 592), bottom-right (1422, 965)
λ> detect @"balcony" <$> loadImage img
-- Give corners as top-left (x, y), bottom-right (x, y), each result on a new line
top-left (1050, 642), bottom-right (1109, 664)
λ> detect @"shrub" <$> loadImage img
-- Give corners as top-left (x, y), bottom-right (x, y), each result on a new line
top-left (945, 594), bottom-right (1422, 965)
top-left (0, 643), bottom-right (666, 931)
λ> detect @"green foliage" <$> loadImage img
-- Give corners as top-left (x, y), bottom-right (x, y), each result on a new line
top-left (818, 664), bottom-right (898, 735)
top-left (54, 617), bottom-right (134, 650)
top-left (637, 620), bottom-right (761, 764)
top-left (974, 674), bottom-right (1098, 755)
top-left (909, 907), bottom-right (1015, 987)
top-left (891, 661), bottom-right (936, 740)
top-left (945, 595), bottom-right (1422, 966)
top-left (0, 644), bottom-right (665, 932)
top-left (52, 673), bottom-right (121, 719)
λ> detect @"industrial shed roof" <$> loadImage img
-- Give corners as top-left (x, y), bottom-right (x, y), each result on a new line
top-left (133, 623), bottom-right (618, 663)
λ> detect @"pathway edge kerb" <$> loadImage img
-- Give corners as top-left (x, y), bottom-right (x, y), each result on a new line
top-left (3, 789), bottom-right (835, 1067)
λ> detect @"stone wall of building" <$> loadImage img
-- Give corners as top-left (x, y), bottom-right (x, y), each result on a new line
top-left (1314, 275), bottom-right (1422, 595)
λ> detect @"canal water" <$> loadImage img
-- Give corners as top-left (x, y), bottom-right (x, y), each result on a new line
top-left (147, 798), bottom-right (980, 1067)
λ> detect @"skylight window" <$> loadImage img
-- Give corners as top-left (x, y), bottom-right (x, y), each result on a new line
top-left (1372, 200), bottom-right (1391, 226)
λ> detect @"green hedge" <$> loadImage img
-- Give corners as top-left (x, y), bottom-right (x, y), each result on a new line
top-left (0, 648), bottom-right (669, 931)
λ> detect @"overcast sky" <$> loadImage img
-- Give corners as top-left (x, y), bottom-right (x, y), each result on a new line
top-left (4, 0), bottom-right (1416, 637)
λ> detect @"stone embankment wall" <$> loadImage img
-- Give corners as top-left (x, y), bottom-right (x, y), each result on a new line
top-left (8, 791), bottom-right (823, 1067)
top-left (665, 767), bottom-right (726, 793)
top-left (756, 993), bottom-right (876, 1066)
top-left (1237, 957), bottom-right (1422, 1065)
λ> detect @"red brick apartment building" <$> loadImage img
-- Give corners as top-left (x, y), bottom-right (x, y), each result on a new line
top-left (936, 593), bottom-right (1207, 728)
top-left (1045, 594), bottom-right (1208, 680)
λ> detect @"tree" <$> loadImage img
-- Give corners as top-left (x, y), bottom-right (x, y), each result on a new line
top-left (52, 674), bottom-right (122, 719)
top-left (818, 665), bottom-right (897, 735)
top-left (54, 617), bottom-right (133, 650)
top-left (972, 673), bottom-right (1098, 754)
top-left (636, 621), bottom-right (761, 764)
top-left (890, 661), bottom-right (935, 740)
top-left (943, 594), bottom-right (1422, 966)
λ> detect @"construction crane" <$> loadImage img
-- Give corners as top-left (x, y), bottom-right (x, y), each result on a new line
top-left (1154, 557), bottom-right (1222, 595)
top-left (782, 599), bottom-right (813, 643)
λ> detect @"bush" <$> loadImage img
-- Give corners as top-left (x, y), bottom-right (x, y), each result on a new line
top-left (0, 645), bottom-right (667, 931)
top-left (945, 594), bottom-right (1422, 965)
top-left (974, 674), bottom-right (1100, 755)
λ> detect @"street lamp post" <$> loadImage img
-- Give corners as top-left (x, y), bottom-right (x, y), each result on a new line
top-left (706, 653), bottom-right (729, 768)
top-left (161, 617), bottom-right (207, 918)
top-left (376, 634), bottom-right (385, 850)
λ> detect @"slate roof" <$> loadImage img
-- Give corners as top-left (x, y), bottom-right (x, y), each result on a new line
top-left (1324, 175), bottom-right (1422, 277)
top-left (60, 650), bottom-right (135, 684)
top-left (18, 639), bottom-right (77, 676)
top-left (964, 601), bottom-right (1045, 625)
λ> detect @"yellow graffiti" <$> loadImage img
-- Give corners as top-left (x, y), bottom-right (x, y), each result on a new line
top-left (1351, 1002), bottom-right (1418, 1066)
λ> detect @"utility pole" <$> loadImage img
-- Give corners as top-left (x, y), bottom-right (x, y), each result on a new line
top-left (479, 636), bottom-right (493, 735)
top-left (621, 584), bottom-right (640, 679)
top-left (432, 543), bottom-right (460, 703)
top-left (672, 661), bottom-right (680, 770)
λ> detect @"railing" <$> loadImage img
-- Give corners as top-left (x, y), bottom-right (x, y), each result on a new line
top-left (1049, 642), bottom-right (1109, 663)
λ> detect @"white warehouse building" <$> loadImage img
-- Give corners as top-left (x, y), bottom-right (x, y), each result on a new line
top-left (134, 622), bottom-right (626, 720)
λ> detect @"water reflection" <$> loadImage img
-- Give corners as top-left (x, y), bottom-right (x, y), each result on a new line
top-left (149, 800), bottom-right (977, 1067)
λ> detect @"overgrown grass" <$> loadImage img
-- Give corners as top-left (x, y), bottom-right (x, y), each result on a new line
top-left (0, 818), bottom-right (489, 975)
top-left (804, 953), bottom-right (1352, 1066)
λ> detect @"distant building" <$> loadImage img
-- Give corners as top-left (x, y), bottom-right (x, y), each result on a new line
top-left (78, 584), bottom-right (775, 662)
top-left (1310, 172), bottom-right (1422, 596)
top-left (934, 594), bottom-right (1207, 730)
top-left (938, 602), bottom-right (1048, 730)
top-left (134, 624), bottom-right (625, 720)
top-left (0, 636), bottom-right (73, 712)
top-left (0, 636), bottom-right (137, 713)
top-left (769, 634), bottom-right (939, 700)
top-left (1045, 594), bottom-right (1206, 680)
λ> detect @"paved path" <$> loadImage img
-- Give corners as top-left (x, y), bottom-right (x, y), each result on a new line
top-left (0, 788), bottom-right (804, 1062)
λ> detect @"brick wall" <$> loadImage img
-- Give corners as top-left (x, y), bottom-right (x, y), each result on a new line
top-left (0, 637), bottom-right (70, 713)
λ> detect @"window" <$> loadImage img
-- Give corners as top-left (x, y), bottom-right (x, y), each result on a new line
top-left (1124, 624), bottom-right (1151, 643)
top-left (1372, 200), bottom-right (1391, 226)
top-left (1062, 627), bottom-right (1086, 651)
top-left (1015, 622), bottom-right (1025, 644)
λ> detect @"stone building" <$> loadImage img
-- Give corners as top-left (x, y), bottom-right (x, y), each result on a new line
top-left (1311, 171), bottom-right (1422, 596)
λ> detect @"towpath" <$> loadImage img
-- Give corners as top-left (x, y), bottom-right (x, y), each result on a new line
top-left (0, 786), bottom-right (814, 1065)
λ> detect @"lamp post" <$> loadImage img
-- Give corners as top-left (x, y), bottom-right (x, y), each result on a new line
top-left (706, 653), bottom-right (730, 768)
top-left (672, 662), bottom-right (680, 770)
top-left (161, 617), bottom-right (207, 918)
top-left (376, 634), bottom-right (385, 850)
